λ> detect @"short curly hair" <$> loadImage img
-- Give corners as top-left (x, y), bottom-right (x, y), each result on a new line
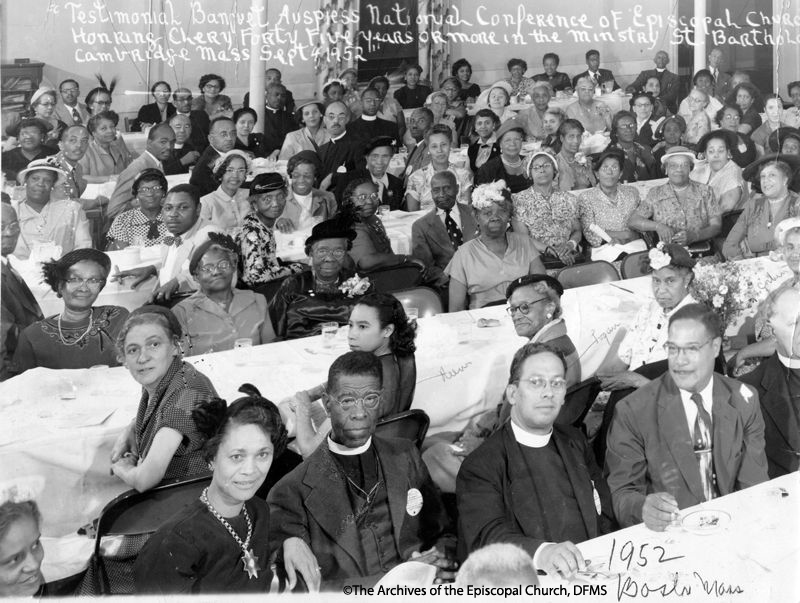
top-left (0, 500), bottom-right (41, 542)
top-left (353, 292), bottom-right (417, 357)
top-left (87, 110), bottom-right (120, 134)
top-left (507, 58), bottom-right (527, 72)
top-left (451, 58), bottom-right (472, 77)
top-left (198, 73), bottom-right (226, 93)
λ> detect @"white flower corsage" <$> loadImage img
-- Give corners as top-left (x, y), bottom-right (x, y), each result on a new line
top-left (648, 242), bottom-right (672, 271)
top-left (472, 179), bottom-right (509, 210)
top-left (574, 151), bottom-right (588, 167)
top-left (339, 274), bottom-right (371, 298)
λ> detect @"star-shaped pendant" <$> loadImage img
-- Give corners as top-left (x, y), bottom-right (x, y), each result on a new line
top-left (242, 549), bottom-right (260, 579)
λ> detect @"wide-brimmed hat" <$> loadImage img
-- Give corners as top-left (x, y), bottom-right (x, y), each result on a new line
top-left (16, 157), bottom-right (67, 186)
top-left (742, 153), bottom-right (800, 191)
top-left (212, 149), bottom-right (253, 175)
top-left (660, 146), bottom-right (696, 166)
top-left (591, 147), bottom-right (626, 172)
top-left (495, 118), bottom-right (526, 144)
top-left (294, 100), bottom-right (325, 124)
top-left (30, 87), bottom-right (57, 107)
top-left (524, 150), bottom-right (558, 178)
top-left (767, 127), bottom-right (800, 153)
top-left (305, 217), bottom-right (357, 248)
top-left (695, 129), bottom-right (738, 157)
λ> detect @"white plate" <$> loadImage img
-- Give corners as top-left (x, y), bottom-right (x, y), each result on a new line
top-left (681, 509), bottom-right (731, 535)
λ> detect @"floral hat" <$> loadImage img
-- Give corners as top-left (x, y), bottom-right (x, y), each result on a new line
top-left (17, 156), bottom-right (67, 186)
top-left (471, 179), bottom-right (510, 210)
top-left (646, 242), bottom-right (696, 272)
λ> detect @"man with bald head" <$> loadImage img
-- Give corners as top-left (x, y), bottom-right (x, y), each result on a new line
top-left (626, 50), bottom-right (680, 114)
top-left (163, 113), bottom-right (200, 175)
top-left (107, 122), bottom-right (176, 223)
top-left (317, 101), bottom-right (363, 191)
top-left (741, 286), bottom-right (800, 477)
top-left (190, 116), bottom-right (236, 196)
top-left (172, 87), bottom-right (210, 151)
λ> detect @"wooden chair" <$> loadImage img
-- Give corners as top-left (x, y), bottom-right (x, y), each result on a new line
top-left (556, 261), bottom-right (620, 289)
top-left (620, 250), bottom-right (651, 279)
top-left (555, 377), bottom-right (602, 431)
top-left (391, 287), bottom-right (443, 318)
top-left (375, 409), bottom-right (430, 449)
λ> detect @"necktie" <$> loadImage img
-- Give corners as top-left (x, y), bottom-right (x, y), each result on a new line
top-left (373, 178), bottom-right (384, 201)
top-left (444, 209), bottom-right (463, 249)
top-left (72, 108), bottom-right (82, 125)
top-left (691, 393), bottom-right (716, 501)
top-left (163, 235), bottom-right (182, 247)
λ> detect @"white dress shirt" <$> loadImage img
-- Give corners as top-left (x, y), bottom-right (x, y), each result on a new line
top-left (678, 377), bottom-right (715, 436)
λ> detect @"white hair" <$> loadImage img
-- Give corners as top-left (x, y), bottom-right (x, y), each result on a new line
top-left (455, 544), bottom-right (539, 587)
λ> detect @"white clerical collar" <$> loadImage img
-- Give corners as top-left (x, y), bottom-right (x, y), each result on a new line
top-left (265, 104), bottom-right (279, 113)
top-left (510, 421), bottom-right (553, 448)
top-left (778, 353), bottom-right (800, 369)
top-left (174, 142), bottom-right (184, 150)
top-left (328, 436), bottom-right (372, 456)
top-left (330, 132), bottom-right (347, 143)
top-left (656, 68), bottom-right (666, 73)
top-left (361, 114), bottom-right (377, 121)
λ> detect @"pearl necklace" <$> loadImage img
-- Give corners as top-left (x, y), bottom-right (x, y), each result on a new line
top-left (57, 309), bottom-right (93, 346)
top-left (501, 156), bottom-right (523, 168)
top-left (200, 487), bottom-right (260, 579)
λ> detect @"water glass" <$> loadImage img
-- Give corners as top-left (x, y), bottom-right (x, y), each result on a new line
top-left (406, 307), bottom-right (419, 325)
top-left (321, 322), bottom-right (339, 348)
top-left (377, 205), bottom-right (391, 220)
top-left (234, 338), bottom-right (253, 349)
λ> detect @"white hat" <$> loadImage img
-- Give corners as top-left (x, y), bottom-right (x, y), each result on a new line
top-left (16, 157), bottom-right (67, 186)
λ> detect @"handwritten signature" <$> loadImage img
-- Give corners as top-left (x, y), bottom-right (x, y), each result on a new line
top-left (616, 572), bottom-right (744, 600)
top-left (439, 362), bottom-right (472, 382)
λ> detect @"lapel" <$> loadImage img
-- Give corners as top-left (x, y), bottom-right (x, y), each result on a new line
top-left (758, 355), bottom-right (798, 452)
top-left (710, 376), bottom-right (738, 493)
top-left (551, 428), bottom-right (598, 538)
top-left (424, 210), bottom-right (454, 253)
top-left (657, 375), bottom-right (706, 500)
top-left (302, 444), bottom-right (366, 574)
top-left (502, 426), bottom-right (545, 536)
top-left (456, 204), bottom-right (478, 241)
top-left (1, 261), bottom-right (42, 318)
top-left (374, 438), bottom-right (410, 547)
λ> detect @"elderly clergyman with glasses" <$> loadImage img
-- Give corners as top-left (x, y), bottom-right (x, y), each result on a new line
top-left (606, 303), bottom-right (768, 531)
top-left (457, 342), bottom-right (616, 578)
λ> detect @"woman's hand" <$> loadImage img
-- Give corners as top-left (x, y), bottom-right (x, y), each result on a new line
top-left (599, 371), bottom-right (650, 391)
top-left (112, 265), bottom-right (157, 288)
top-left (282, 537), bottom-right (321, 592)
top-left (411, 546), bottom-right (458, 583)
top-left (150, 278), bottom-right (180, 303)
top-left (110, 423), bottom-right (136, 463)
top-left (654, 224), bottom-right (674, 244)
top-left (275, 217), bottom-right (294, 233)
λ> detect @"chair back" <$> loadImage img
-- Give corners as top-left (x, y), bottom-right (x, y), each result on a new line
top-left (90, 473), bottom-right (211, 594)
top-left (620, 250), bottom-right (651, 279)
top-left (374, 409), bottom-right (430, 449)
top-left (556, 377), bottom-right (602, 429)
top-left (364, 264), bottom-right (424, 294)
top-left (556, 261), bottom-right (619, 289)
top-left (391, 287), bottom-right (443, 318)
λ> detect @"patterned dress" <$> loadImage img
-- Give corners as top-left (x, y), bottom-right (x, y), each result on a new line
top-left (633, 181), bottom-right (721, 237)
top-left (107, 208), bottom-right (168, 247)
top-left (512, 187), bottom-right (579, 248)
top-left (238, 212), bottom-right (305, 287)
top-left (578, 185), bottom-right (641, 247)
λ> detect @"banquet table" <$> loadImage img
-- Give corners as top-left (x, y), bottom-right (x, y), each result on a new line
top-left (1, 256), bottom-right (790, 542)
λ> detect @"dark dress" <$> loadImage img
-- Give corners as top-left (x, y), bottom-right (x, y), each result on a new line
top-left (1, 146), bottom-right (57, 181)
top-left (476, 157), bottom-right (532, 194)
top-left (271, 270), bottom-right (371, 340)
top-left (234, 133), bottom-right (268, 158)
top-left (135, 102), bottom-right (177, 130)
top-left (393, 85), bottom-right (433, 109)
top-left (134, 498), bottom-right (272, 594)
top-left (379, 352), bottom-right (416, 419)
top-left (458, 83), bottom-right (481, 102)
top-left (9, 305), bottom-right (128, 376)
top-left (730, 134), bottom-right (758, 168)
top-left (133, 357), bottom-right (218, 481)
top-left (741, 106), bottom-right (763, 134)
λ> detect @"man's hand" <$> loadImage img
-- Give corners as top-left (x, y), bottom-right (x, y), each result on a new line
top-left (599, 371), bottom-right (650, 391)
top-left (268, 149), bottom-right (280, 161)
top-left (642, 492), bottom-right (679, 531)
top-left (654, 224), bottom-right (674, 244)
top-left (275, 217), bottom-right (295, 233)
top-left (180, 150), bottom-right (201, 166)
top-left (150, 278), bottom-right (180, 303)
top-left (411, 546), bottom-right (458, 583)
top-left (282, 537), bottom-right (321, 592)
top-left (112, 265), bottom-right (157, 289)
top-left (537, 542), bottom-right (585, 578)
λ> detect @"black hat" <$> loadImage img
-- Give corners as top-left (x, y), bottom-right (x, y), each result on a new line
top-left (629, 91), bottom-right (655, 108)
top-left (653, 115), bottom-right (686, 141)
top-left (695, 129), bottom-right (738, 157)
top-left (742, 153), bottom-right (800, 192)
top-left (591, 147), bottom-right (626, 172)
top-left (505, 274), bottom-right (564, 299)
top-left (645, 243), bottom-right (696, 273)
top-left (41, 248), bottom-right (112, 292)
top-left (249, 172), bottom-right (286, 196)
top-left (189, 232), bottom-right (238, 275)
top-left (363, 136), bottom-right (397, 156)
top-left (304, 217), bottom-right (357, 248)
top-left (767, 127), bottom-right (800, 153)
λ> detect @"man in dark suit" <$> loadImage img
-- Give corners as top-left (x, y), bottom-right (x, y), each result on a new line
top-left (532, 52), bottom-right (572, 92)
top-left (404, 108), bottom-right (433, 183)
top-left (572, 49), bottom-right (619, 91)
top-left (243, 67), bottom-right (296, 114)
top-left (317, 102), bottom-right (363, 192)
top-left (348, 89), bottom-right (399, 151)
top-left (336, 136), bottom-right (405, 210)
top-left (457, 342), bottom-right (615, 577)
top-left (269, 351), bottom-right (454, 590)
top-left (707, 48), bottom-right (733, 101)
top-left (626, 51), bottom-right (681, 114)
top-left (172, 88), bottom-right (210, 152)
top-left (607, 304), bottom-right (769, 531)
top-left (740, 286), bottom-right (800, 478)
top-left (261, 83), bottom-right (298, 158)
top-left (189, 116), bottom-right (236, 197)
top-left (1, 201), bottom-right (43, 379)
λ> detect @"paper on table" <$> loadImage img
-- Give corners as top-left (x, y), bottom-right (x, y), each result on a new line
top-left (375, 561), bottom-right (436, 587)
top-left (590, 240), bottom-right (648, 263)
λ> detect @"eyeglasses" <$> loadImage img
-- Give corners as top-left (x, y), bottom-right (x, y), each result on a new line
top-left (225, 168), bottom-right (248, 175)
top-left (1, 222), bottom-right (20, 234)
top-left (617, 123), bottom-right (637, 130)
top-left (723, 114), bottom-right (740, 121)
top-left (352, 192), bottom-right (379, 203)
top-left (529, 162), bottom-right (553, 172)
top-left (330, 393), bottom-right (382, 410)
top-left (312, 247), bottom-right (347, 259)
top-left (517, 376), bottom-right (568, 391)
top-left (599, 163), bottom-right (621, 172)
top-left (663, 338), bottom-right (714, 357)
top-left (506, 297), bottom-right (549, 316)
top-left (64, 277), bottom-right (105, 288)
top-left (138, 185), bottom-right (163, 195)
top-left (94, 100), bottom-right (111, 106)
top-left (196, 260), bottom-right (233, 275)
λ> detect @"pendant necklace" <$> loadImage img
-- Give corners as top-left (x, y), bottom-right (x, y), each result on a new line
top-left (200, 487), bottom-right (260, 579)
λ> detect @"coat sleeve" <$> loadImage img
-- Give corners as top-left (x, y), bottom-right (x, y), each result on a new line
top-left (734, 385), bottom-right (769, 490)
top-left (266, 475), bottom-right (311, 559)
top-left (134, 528), bottom-right (202, 594)
top-left (605, 398), bottom-right (650, 528)
top-left (580, 432), bottom-right (618, 534)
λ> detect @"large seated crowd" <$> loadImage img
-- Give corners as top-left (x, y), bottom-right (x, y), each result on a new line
top-left (1, 44), bottom-right (799, 596)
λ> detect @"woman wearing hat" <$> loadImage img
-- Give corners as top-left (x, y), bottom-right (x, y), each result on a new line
top-left (271, 216), bottom-right (373, 340)
top-left (629, 92), bottom-right (661, 149)
top-left (578, 148), bottom-right (643, 252)
top-left (110, 305), bottom-right (218, 491)
top-left (767, 126), bottom-right (800, 155)
top-left (340, 68), bottom-right (360, 110)
top-left (722, 155), bottom-right (800, 260)
top-left (716, 104), bottom-right (757, 168)
top-left (557, 118), bottom-right (599, 190)
top-left (725, 82), bottom-right (764, 136)
top-left (172, 233), bottom-right (276, 356)
top-left (512, 151), bottom-right (584, 267)
top-left (9, 248), bottom-right (129, 375)
top-left (26, 88), bottom-right (67, 147)
top-left (594, 242), bottom-right (698, 463)
top-left (0, 118), bottom-right (57, 182)
top-left (565, 77), bottom-right (612, 133)
top-left (651, 115), bottom-right (687, 171)
top-left (106, 168), bottom-right (169, 249)
top-left (232, 107), bottom-right (267, 158)
top-left (406, 124), bottom-right (473, 211)
top-left (751, 94), bottom-right (788, 153)
top-left (277, 152), bottom-right (337, 230)
top-left (200, 150), bottom-right (252, 234)
top-left (475, 118), bottom-right (531, 194)
top-left (278, 101), bottom-right (329, 160)
top-left (485, 85), bottom-right (516, 124)
top-left (690, 130), bottom-right (745, 213)
top-left (238, 173), bottom-right (305, 290)
top-left (628, 147), bottom-right (721, 248)
top-left (12, 158), bottom-right (91, 259)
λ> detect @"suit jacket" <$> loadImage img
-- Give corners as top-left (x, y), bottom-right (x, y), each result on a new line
top-left (189, 145), bottom-right (221, 197)
top-left (740, 354), bottom-right (800, 478)
top-left (635, 119), bottom-right (661, 148)
top-left (626, 69), bottom-right (680, 113)
top-left (572, 69), bottom-right (619, 90)
top-left (318, 132), bottom-right (364, 190)
top-left (174, 110), bottom-right (211, 152)
top-left (456, 423), bottom-right (615, 560)
top-left (411, 204), bottom-right (477, 282)
top-left (403, 141), bottom-right (431, 184)
top-left (280, 188), bottom-right (338, 228)
top-left (268, 436), bottom-right (449, 589)
top-left (107, 151), bottom-right (161, 224)
top-left (606, 372), bottom-right (769, 527)
top-left (467, 141), bottom-right (500, 174)
top-left (712, 70), bottom-right (733, 101)
top-left (1, 259), bottom-right (43, 380)
top-left (135, 102), bottom-right (177, 130)
top-left (335, 169), bottom-right (405, 211)
top-left (54, 101), bottom-right (89, 126)
top-left (533, 72), bottom-right (572, 92)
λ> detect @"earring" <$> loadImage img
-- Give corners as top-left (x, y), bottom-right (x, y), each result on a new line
top-left (546, 313), bottom-right (552, 319)
top-left (208, 462), bottom-right (214, 471)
